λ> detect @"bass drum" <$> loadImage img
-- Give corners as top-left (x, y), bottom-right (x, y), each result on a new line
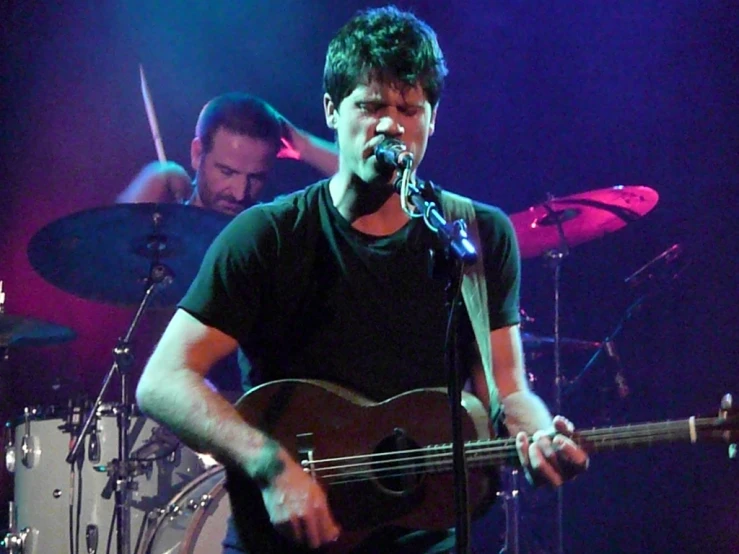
top-left (137, 465), bottom-right (231, 554)
top-left (7, 404), bottom-right (205, 554)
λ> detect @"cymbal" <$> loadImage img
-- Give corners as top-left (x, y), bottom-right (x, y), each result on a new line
top-left (27, 203), bottom-right (233, 307)
top-left (521, 332), bottom-right (601, 352)
top-left (0, 313), bottom-right (76, 348)
top-left (510, 185), bottom-right (659, 259)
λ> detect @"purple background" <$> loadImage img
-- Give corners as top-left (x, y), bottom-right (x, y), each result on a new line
top-left (1, 2), bottom-right (737, 552)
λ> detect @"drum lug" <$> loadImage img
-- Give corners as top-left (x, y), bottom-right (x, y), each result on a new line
top-left (2, 527), bottom-right (30, 553)
top-left (186, 493), bottom-right (213, 512)
top-left (20, 407), bottom-right (37, 469)
top-left (19, 435), bottom-right (36, 470)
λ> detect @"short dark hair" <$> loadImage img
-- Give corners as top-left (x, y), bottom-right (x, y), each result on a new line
top-left (195, 92), bottom-right (282, 154)
top-left (323, 5), bottom-right (448, 108)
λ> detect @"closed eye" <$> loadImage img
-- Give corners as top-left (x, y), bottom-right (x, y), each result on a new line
top-left (215, 163), bottom-right (238, 177)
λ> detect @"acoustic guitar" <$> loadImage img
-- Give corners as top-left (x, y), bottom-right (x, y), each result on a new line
top-left (231, 379), bottom-right (737, 553)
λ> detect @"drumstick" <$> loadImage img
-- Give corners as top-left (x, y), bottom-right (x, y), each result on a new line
top-left (139, 64), bottom-right (167, 163)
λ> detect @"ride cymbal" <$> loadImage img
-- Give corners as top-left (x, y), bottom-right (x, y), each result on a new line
top-left (0, 313), bottom-right (76, 348)
top-left (521, 332), bottom-right (602, 352)
top-left (27, 203), bottom-right (232, 307)
top-left (510, 185), bottom-right (658, 259)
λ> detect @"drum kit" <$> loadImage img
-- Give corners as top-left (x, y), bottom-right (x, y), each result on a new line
top-left (0, 184), bottom-right (665, 554)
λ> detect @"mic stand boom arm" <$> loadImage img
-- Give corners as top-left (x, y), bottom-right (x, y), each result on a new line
top-left (397, 177), bottom-right (477, 264)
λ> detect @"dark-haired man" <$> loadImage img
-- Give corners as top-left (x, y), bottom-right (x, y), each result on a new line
top-left (119, 92), bottom-right (338, 215)
top-left (136, 6), bottom-right (588, 553)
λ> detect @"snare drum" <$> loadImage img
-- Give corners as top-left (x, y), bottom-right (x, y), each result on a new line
top-left (5, 404), bottom-right (205, 554)
top-left (136, 465), bottom-right (230, 554)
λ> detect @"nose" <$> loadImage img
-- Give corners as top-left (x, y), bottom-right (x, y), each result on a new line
top-left (231, 176), bottom-right (250, 203)
top-left (375, 113), bottom-right (405, 138)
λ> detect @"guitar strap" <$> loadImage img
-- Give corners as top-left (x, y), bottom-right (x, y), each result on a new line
top-left (439, 191), bottom-right (501, 424)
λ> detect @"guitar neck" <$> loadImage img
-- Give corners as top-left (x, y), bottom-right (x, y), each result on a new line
top-left (460, 416), bottom-right (715, 470)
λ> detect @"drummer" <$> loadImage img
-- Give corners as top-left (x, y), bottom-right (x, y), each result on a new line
top-left (118, 92), bottom-right (338, 215)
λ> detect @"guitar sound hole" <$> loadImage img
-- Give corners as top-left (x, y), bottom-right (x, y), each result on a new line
top-left (372, 428), bottom-right (424, 495)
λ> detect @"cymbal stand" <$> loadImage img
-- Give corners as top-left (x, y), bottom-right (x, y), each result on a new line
top-left (497, 468), bottom-right (521, 554)
top-left (65, 263), bottom-right (171, 554)
top-left (542, 197), bottom-right (570, 554)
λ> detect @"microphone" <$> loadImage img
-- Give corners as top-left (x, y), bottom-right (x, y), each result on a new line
top-left (624, 243), bottom-right (683, 287)
top-left (374, 138), bottom-right (414, 170)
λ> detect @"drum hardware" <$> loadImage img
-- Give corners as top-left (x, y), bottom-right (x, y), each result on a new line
top-left (135, 465), bottom-right (230, 554)
top-left (565, 243), bottom-right (689, 401)
top-left (506, 185), bottom-right (660, 554)
top-left (17, 203), bottom-right (230, 554)
top-left (1, 502), bottom-right (29, 554)
top-left (4, 404), bottom-right (205, 554)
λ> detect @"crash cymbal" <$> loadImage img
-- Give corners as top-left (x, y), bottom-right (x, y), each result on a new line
top-left (27, 203), bottom-right (232, 307)
top-left (521, 332), bottom-right (601, 352)
top-left (510, 185), bottom-right (658, 259)
top-left (0, 313), bottom-right (76, 348)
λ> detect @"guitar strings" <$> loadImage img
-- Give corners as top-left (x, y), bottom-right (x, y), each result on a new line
top-left (301, 419), bottom-right (709, 485)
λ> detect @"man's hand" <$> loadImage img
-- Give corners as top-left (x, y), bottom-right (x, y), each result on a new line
top-left (515, 415), bottom-right (589, 487)
top-left (277, 116), bottom-right (305, 161)
top-left (260, 454), bottom-right (341, 549)
top-left (118, 161), bottom-right (192, 204)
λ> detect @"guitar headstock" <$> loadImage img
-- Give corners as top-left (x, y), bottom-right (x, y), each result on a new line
top-left (718, 393), bottom-right (737, 460)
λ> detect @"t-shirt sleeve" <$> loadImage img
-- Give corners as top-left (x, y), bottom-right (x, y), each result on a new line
top-left (478, 205), bottom-right (521, 330)
top-left (178, 206), bottom-right (277, 342)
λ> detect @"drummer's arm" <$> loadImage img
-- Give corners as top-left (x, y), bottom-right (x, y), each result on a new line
top-left (278, 118), bottom-right (338, 176)
top-left (136, 309), bottom-right (285, 480)
top-left (117, 161), bottom-right (193, 204)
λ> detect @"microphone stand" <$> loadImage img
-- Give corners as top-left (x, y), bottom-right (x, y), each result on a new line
top-left (65, 263), bottom-right (170, 554)
top-left (396, 171), bottom-right (477, 554)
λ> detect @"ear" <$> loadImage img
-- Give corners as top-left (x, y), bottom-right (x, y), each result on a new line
top-left (191, 137), bottom-right (203, 171)
top-left (429, 105), bottom-right (438, 136)
top-left (324, 93), bottom-right (338, 129)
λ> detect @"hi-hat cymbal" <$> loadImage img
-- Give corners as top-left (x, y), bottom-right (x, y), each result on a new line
top-left (27, 203), bottom-right (233, 307)
top-left (521, 332), bottom-right (601, 352)
top-left (0, 313), bottom-right (76, 348)
top-left (510, 185), bottom-right (659, 259)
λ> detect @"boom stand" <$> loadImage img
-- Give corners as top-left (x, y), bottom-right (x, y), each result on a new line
top-left (65, 265), bottom-right (169, 554)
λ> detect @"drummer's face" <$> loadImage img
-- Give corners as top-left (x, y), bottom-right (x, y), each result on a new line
top-left (191, 127), bottom-right (277, 216)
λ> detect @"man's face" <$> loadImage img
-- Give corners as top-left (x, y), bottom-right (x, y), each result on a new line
top-left (324, 80), bottom-right (437, 186)
top-left (191, 127), bottom-right (277, 216)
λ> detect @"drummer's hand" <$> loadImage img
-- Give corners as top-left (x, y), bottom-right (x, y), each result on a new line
top-left (515, 416), bottom-right (589, 487)
top-left (119, 161), bottom-right (192, 204)
top-left (260, 453), bottom-right (341, 548)
top-left (276, 116), bottom-right (305, 161)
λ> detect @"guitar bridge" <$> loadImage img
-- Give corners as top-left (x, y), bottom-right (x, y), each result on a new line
top-left (297, 432), bottom-right (316, 479)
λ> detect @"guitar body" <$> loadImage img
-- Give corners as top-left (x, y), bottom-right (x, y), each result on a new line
top-left (230, 379), bottom-right (497, 552)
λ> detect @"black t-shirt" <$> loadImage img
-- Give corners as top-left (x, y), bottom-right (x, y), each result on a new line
top-left (178, 179), bottom-right (520, 553)
top-left (179, 179), bottom-right (520, 401)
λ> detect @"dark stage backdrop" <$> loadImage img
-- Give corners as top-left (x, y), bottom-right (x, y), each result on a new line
top-left (1, 2), bottom-right (737, 553)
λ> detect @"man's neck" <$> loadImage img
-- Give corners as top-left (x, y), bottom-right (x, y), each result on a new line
top-left (329, 173), bottom-right (410, 237)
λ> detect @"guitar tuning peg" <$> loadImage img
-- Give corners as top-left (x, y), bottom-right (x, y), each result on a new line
top-left (720, 394), bottom-right (736, 460)
top-left (720, 393), bottom-right (733, 412)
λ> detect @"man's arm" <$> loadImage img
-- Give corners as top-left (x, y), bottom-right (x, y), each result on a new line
top-left (278, 117), bottom-right (339, 176)
top-left (136, 309), bottom-right (340, 547)
top-left (470, 324), bottom-right (588, 486)
top-left (117, 161), bottom-right (193, 204)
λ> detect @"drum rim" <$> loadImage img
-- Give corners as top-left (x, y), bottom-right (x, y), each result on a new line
top-left (135, 463), bottom-right (226, 554)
